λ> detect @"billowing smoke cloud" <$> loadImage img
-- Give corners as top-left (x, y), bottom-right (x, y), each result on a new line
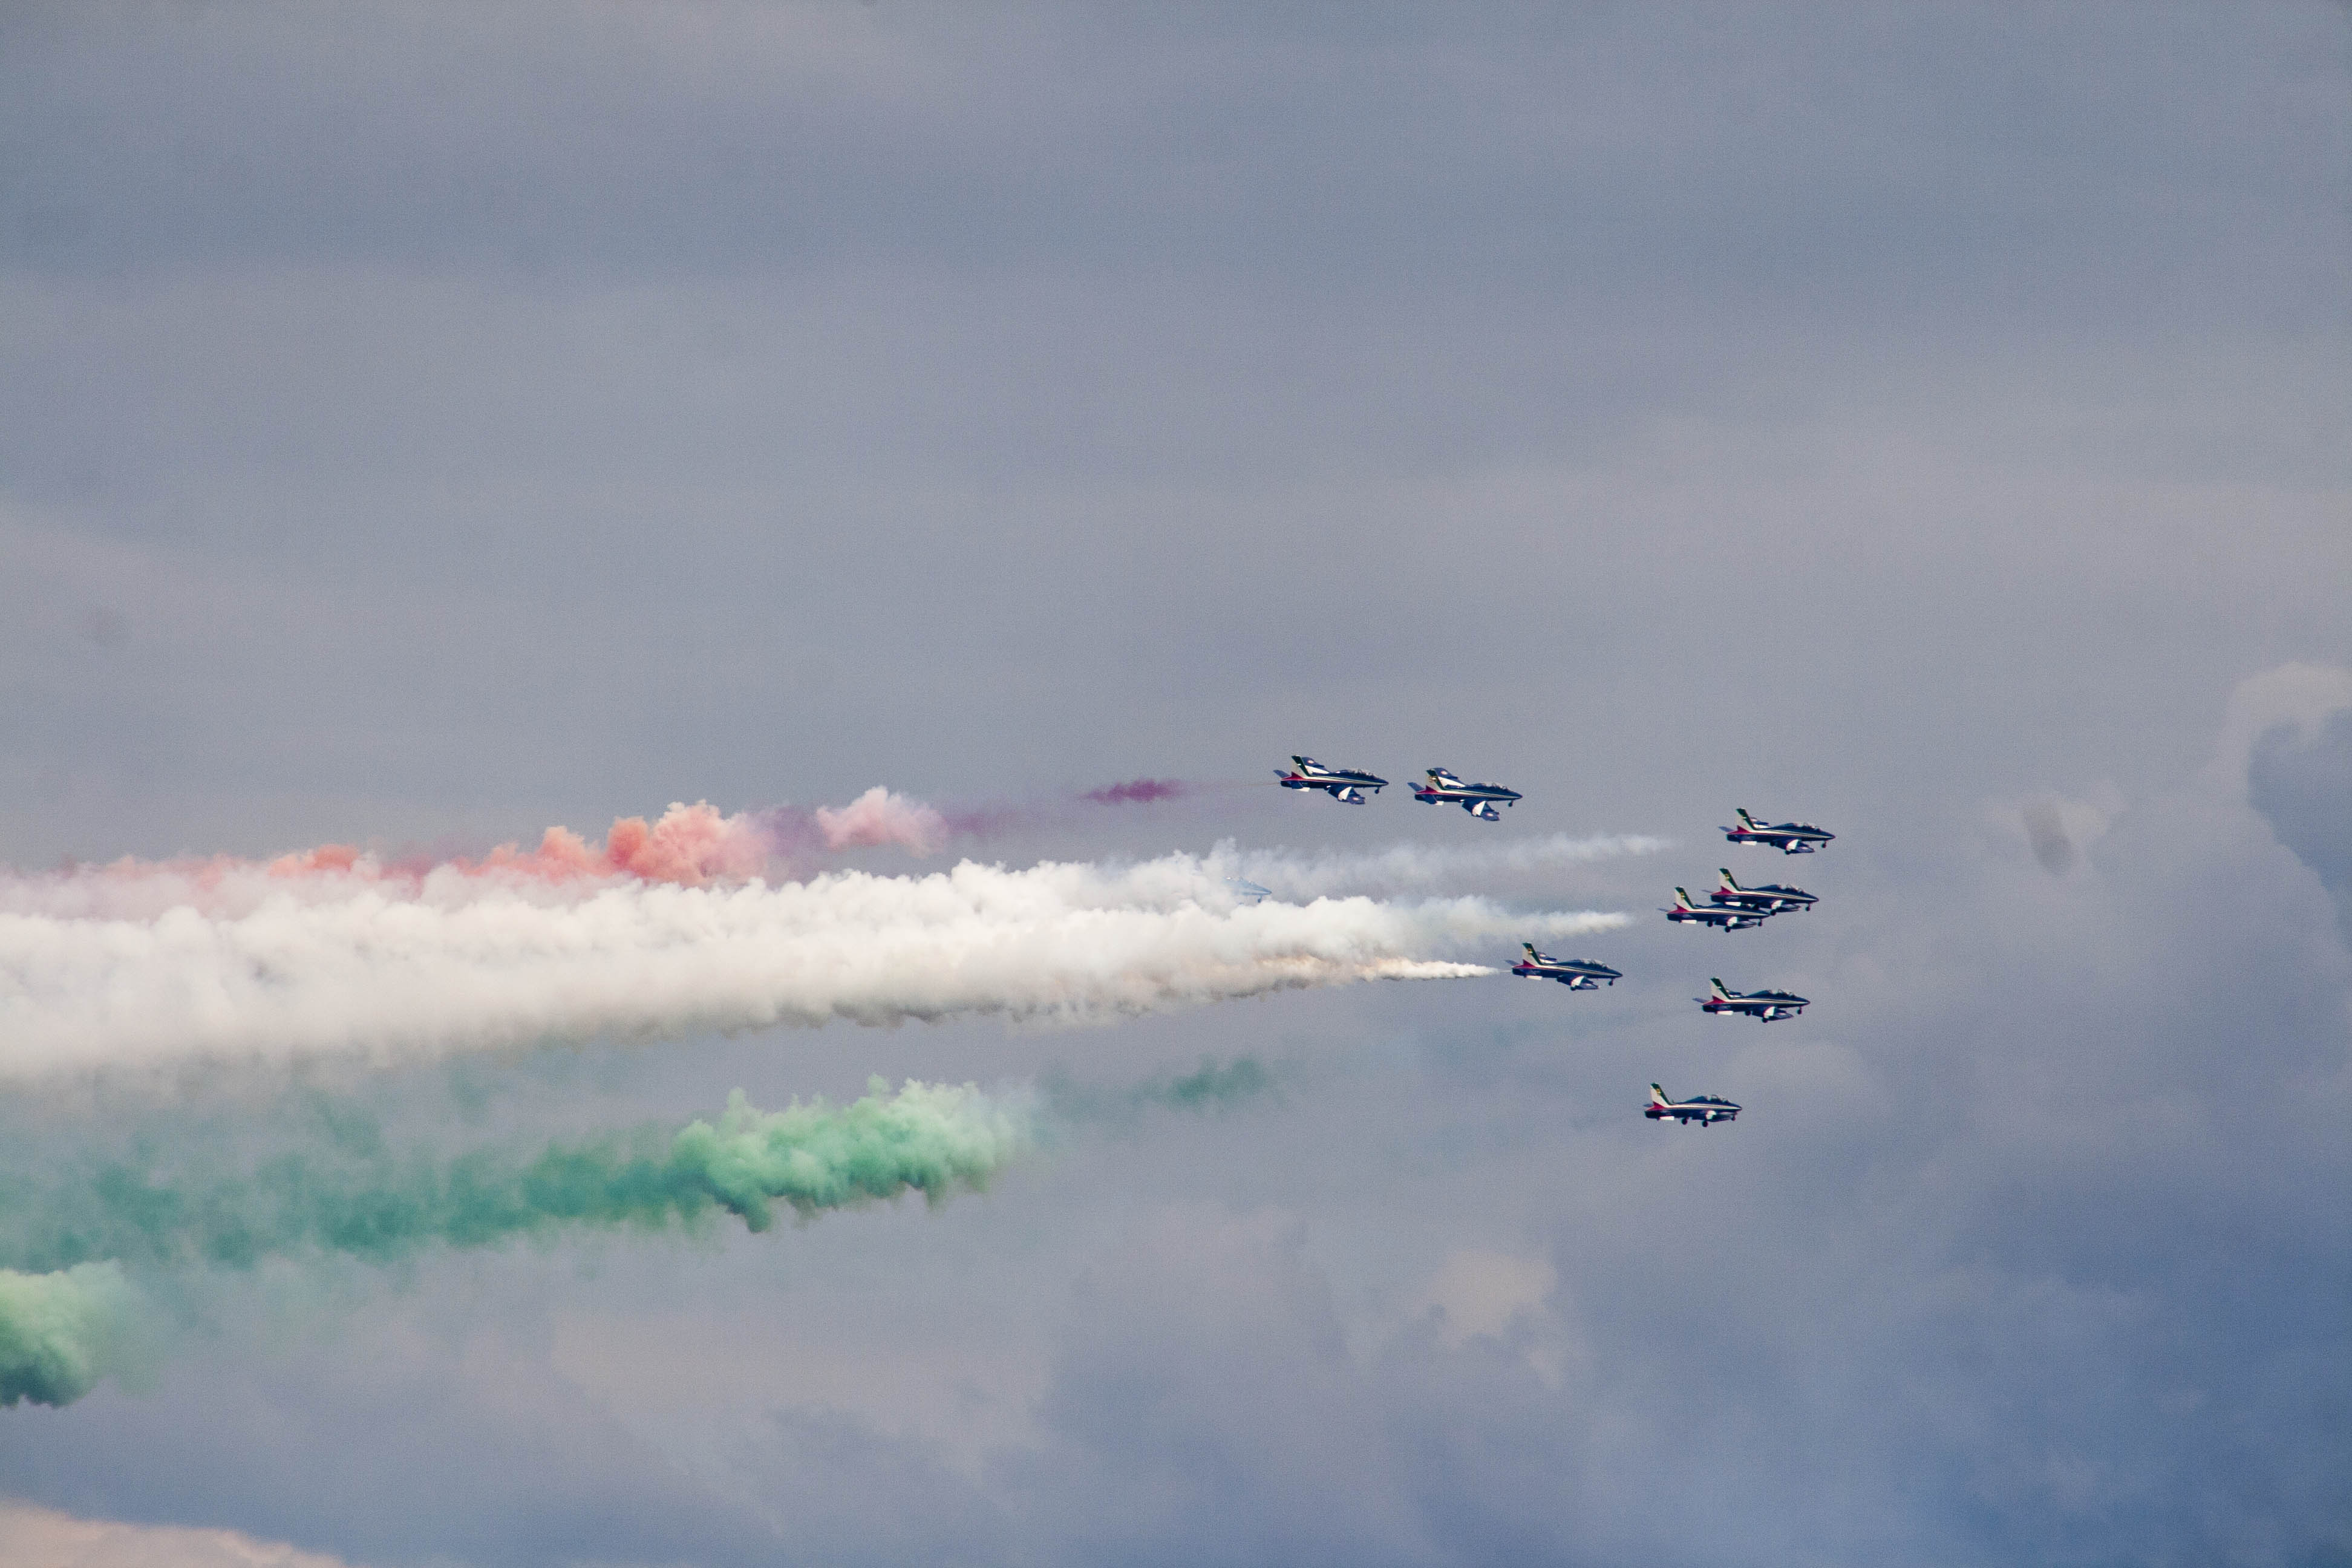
top-left (0, 850), bottom-right (1623, 1079)
top-left (0, 1263), bottom-right (136, 1408)
top-left (800, 787), bottom-right (950, 855)
top-left (0, 1079), bottom-right (1026, 1406)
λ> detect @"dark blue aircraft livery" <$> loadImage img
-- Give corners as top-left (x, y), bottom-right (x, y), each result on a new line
top-left (1511, 944), bottom-right (1621, 988)
top-left (1413, 767), bottom-right (1522, 821)
top-left (1698, 978), bottom-right (1809, 1021)
top-left (1276, 756), bottom-right (1388, 805)
top-left (1667, 886), bottom-right (1772, 930)
top-left (1723, 808), bottom-right (1834, 854)
top-left (1647, 1083), bottom-right (1741, 1125)
top-left (1712, 869), bottom-right (1817, 914)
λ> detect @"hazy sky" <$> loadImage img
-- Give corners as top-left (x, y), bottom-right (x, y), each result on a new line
top-left (2, 4), bottom-right (2349, 1566)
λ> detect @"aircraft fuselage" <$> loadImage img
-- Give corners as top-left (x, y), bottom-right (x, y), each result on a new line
top-left (1278, 756), bottom-right (1387, 804)
top-left (1511, 947), bottom-right (1621, 988)
top-left (1723, 811), bottom-right (1834, 854)
top-left (1414, 768), bottom-right (1521, 821)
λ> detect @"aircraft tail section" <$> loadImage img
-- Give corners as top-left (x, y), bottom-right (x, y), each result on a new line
top-left (1649, 1083), bottom-right (1671, 1108)
top-left (1718, 867), bottom-right (1742, 890)
top-left (1673, 887), bottom-right (1697, 910)
top-left (1735, 808), bottom-right (1758, 828)
top-left (1708, 978), bottom-right (1731, 1001)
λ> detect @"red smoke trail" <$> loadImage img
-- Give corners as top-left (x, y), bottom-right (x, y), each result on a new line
top-left (1082, 779), bottom-right (1191, 806)
top-left (370, 791), bottom-right (949, 885)
top-left (7, 793), bottom-right (952, 920)
top-left (936, 779), bottom-right (1201, 841)
top-left (9, 780), bottom-right (1217, 920)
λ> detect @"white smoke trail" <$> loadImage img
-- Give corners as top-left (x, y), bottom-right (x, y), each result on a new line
top-left (0, 852), bottom-right (1625, 1080)
top-left (1216, 833), bottom-right (1670, 901)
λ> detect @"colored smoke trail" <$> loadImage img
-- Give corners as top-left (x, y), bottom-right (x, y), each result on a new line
top-left (1081, 779), bottom-right (1191, 806)
top-left (0, 1080), bottom-right (1025, 1406)
top-left (6, 792), bottom-right (949, 921)
top-left (1042, 1054), bottom-right (1278, 1127)
top-left (0, 1263), bottom-right (134, 1408)
top-left (0, 1059), bottom-right (1276, 1406)
top-left (0, 851), bottom-right (1624, 1079)
top-left (7, 777), bottom-right (1226, 923)
top-left (7, 1081), bottom-right (1027, 1273)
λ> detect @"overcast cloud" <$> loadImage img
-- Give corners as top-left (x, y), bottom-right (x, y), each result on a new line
top-left (2, 4), bottom-right (2350, 1565)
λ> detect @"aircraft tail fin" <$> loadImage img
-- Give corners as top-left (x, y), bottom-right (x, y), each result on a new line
top-left (1523, 942), bottom-right (1540, 959)
top-left (1736, 808), bottom-right (1758, 828)
top-left (1709, 978), bottom-right (1731, 999)
top-left (1673, 887), bottom-right (1697, 909)
top-left (1649, 1083), bottom-right (1671, 1108)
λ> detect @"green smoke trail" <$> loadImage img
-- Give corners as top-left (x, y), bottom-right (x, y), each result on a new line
top-left (0, 1263), bottom-right (136, 1408)
top-left (0, 1061), bottom-right (1267, 1408)
top-left (0, 1080), bottom-right (1025, 1404)
top-left (3, 1080), bottom-right (1027, 1276)
top-left (1037, 1054), bottom-right (1278, 1129)
top-left (1152, 1056), bottom-right (1275, 1112)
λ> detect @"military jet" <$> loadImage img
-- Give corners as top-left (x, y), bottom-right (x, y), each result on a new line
top-left (1275, 756), bottom-right (1388, 805)
top-left (1646, 1083), bottom-right (1741, 1126)
top-left (1712, 868), bottom-right (1817, 915)
top-left (1411, 767), bottom-right (1522, 821)
top-left (1225, 878), bottom-right (1273, 904)
top-left (1666, 886), bottom-right (1773, 930)
top-left (1722, 808), bottom-right (1835, 854)
top-left (1510, 944), bottom-right (1621, 988)
top-left (1697, 977), bottom-right (1809, 1021)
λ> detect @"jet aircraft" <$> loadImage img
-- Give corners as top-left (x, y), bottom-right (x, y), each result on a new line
top-left (1225, 878), bottom-right (1273, 904)
top-left (1712, 868), bottom-right (1817, 915)
top-left (1411, 767), bottom-right (1522, 821)
top-left (1647, 1083), bottom-right (1741, 1126)
top-left (1276, 756), bottom-right (1388, 805)
top-left (1666, 886), bottom-right (1772, 930)
top-left (1510, 944), bottom-right (1621, 988)
top-left (1697, 977), bottom-right (1809, 1021)
top-left (1722, 808), bottom-right (1835, 854)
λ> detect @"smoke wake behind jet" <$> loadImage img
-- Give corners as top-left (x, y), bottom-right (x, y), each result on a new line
top-left (0, 1056), bottom-right (1282, 1409)
top-left (0, 849), bottom-right (1624, 1079)
top-left (1220, 832), bottom-right (1669, 900)
top-left (0, 1077), bottom-right (1029, 1407)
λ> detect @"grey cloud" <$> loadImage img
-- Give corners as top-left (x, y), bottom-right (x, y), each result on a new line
top-left (2, 3), bottom-right (2350, 1564)
top-left (2022, 799), bottom-right (2076, 874)
top-left (2250, 708), bottom-right (2352, 921)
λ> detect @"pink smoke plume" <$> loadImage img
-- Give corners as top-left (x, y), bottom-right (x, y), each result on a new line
top-left (810, 786), bottom-right (949, 855)
top-left (345, 801), bottom-right (778, 887)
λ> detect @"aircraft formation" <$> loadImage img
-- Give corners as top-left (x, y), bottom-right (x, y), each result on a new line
top-left (1277, 758), bottom-right (1832, 1128)
top-left (1276, 757), bottom-right (1523, 820)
